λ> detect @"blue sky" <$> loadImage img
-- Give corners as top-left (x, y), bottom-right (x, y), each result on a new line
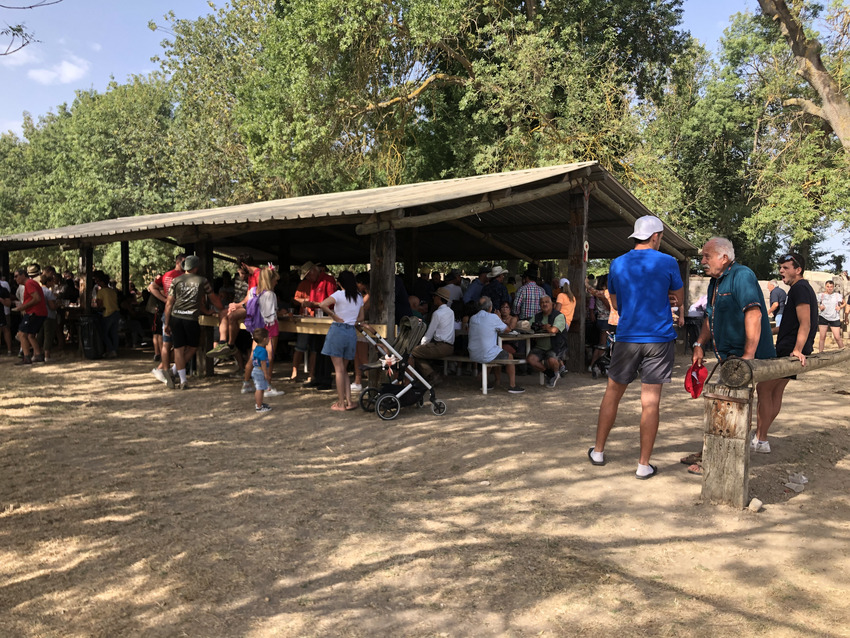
top-left (0, 0), bottom-right (756, 136)
top-left (1, 0), bottom-right (844, 261)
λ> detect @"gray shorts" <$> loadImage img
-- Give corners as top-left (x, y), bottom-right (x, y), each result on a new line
top-left (607, 340), bottom-right (675, 385)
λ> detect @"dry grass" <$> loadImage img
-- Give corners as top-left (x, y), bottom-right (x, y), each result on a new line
top-left (1, 350), bottom-right (849, 637)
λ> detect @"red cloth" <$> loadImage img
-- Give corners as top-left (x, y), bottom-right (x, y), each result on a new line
top-left (23, 278), bottom-right (48, 316)
top-left (248, 268), bottom-right (260, 291)
top-left (684, 361), bottom-right (708, 398)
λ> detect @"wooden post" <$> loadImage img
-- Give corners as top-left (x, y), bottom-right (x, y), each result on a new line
top-left (565, 189), bottom-right (589, 372)
top-left (78, 245), bottom-right (93, 315)
top-left (701, 383), bottom-right (753, 509)
top-left (120, 241), bottom-right (130, 295)
top-left (369, 230), bottom-right (396, 330)
top-left (0, 250), bottom-right (9, 279)
top-left (195, 240), bottom-right (215, 378)
top-left (368, 230), bottom-right (396, 386)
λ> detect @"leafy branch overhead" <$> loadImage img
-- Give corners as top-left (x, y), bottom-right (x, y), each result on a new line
top-left (0, 0), bottom-right (63, 56)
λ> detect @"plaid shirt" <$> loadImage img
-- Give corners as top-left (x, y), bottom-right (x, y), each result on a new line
top-left (513, 281), bottom-right (545, 320)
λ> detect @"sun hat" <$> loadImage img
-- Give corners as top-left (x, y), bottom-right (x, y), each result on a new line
top-left (684, 361), bottom-right (708, 398)
top-left (433, 287), bottom-right (451, 302)
top-left (26, 264), bottom-right (41, 277)
top-left (628, 215), bottom-right (664, 240)
top-left (299, 261), bottom-right (316, 278)
top-left (488, 266), bottom-right (508, 279)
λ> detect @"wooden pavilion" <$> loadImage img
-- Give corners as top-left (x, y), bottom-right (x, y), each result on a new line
top-left (0, 161), bottom-right (698, 370)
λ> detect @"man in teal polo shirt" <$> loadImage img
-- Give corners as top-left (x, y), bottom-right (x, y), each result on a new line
top-left (692, 237), bottom-right (776, 364)
top-left (688, 238), bottom-right (776, 469)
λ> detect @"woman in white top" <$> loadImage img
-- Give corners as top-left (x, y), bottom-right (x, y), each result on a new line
top-left (320, 270), bottom-right (365, 411)
top-left (817, 280), bottom-right (845, 352)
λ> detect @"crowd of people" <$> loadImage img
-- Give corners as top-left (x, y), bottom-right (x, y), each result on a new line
top-left (3, 228), bottom-right (848, 429)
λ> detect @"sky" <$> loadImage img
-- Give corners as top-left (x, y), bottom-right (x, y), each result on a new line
top-left (1, 0), bottom-right (845, 261)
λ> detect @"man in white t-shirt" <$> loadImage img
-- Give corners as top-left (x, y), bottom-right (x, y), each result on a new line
top-left (443, 270), bottom-right (463, 305)
top-left (817, 280), bottom-right (845, 352)
top-left (468, 296), bottom-right (524, 393)
top-left (410, 287), bottom-right (455, 383)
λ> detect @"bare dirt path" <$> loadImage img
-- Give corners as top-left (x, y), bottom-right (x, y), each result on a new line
top-left (1, 351), bottom-right (849, 637)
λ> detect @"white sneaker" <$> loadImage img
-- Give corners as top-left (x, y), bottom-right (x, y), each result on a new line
top-left (751, 437), bottom-right (771, 454)
top-left (152, 368), bottom-right (168, 384)
top-left (265, 387), bottom-right (285, 397)
top-left (241, 381), bottom-right (253, 394)
top-left (350, 383), bottom-right (363, 393)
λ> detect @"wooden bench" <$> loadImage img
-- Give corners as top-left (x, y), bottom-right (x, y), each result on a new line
top-left (439, 354), bottom-right (544, 395)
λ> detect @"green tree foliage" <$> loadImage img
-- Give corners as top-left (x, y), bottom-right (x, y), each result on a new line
top-left (151, 0), bottom-right (286, 208)
top-left (0, 77), bottom-right (179, 281)
top-left (238, 0), bottom-right (689, 193)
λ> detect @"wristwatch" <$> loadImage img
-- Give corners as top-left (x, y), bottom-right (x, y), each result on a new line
top-left (692, 341), bottom-right (703, 349)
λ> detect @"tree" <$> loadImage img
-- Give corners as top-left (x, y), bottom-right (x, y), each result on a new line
top-left (237, 0), bottom-right (690, 194)
top-left (757, 0), bottom-right (850, 152)
top-left (1, 1), bottom-right (63, 55)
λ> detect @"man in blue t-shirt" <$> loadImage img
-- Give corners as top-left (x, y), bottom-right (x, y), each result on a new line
top-left (588, 215), bottom-right (684, 480)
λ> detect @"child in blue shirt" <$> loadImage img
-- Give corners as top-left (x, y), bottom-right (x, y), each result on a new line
top-left (251, 327), bottom-right (272, 413)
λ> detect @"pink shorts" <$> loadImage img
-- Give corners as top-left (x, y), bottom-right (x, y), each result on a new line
top-left (265, 321), bottom-right (279, 338)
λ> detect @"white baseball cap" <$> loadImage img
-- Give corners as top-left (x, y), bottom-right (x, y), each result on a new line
top-left (559, 277), bottom-right (570, 287)
top-left (628, 215), bottom-right (664, 240)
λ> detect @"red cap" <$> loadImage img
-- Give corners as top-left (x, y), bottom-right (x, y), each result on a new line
top-left (684, 361), bottom-right (708, 398)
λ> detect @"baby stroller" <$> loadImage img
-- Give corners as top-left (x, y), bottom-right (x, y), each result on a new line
top-left (356, 317), bottom-right (448, 421)
top-left (590, 327), bottom-right (616, 378)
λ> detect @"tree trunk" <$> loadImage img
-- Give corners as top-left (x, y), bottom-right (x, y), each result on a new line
top-left (758, 0), bottom-right (850, 152)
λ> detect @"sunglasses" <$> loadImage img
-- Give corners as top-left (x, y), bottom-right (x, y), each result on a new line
top-left (780, 254), bottom-right (800, 269)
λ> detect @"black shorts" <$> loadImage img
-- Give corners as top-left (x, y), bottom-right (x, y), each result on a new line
top-left (818, 316), bottom-right (841, 328)
top-left (19, 313), bottom-right (46, 335)
top-left (0, 311), bottom-right (6, 328)
top-left (170, 317), bottom-right (200, 349)
top-left (152, 307), bottom-right (164, 333)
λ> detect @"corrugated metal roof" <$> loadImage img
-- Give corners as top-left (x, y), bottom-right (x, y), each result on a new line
top-left (0, 161), bottom-right (698, 261)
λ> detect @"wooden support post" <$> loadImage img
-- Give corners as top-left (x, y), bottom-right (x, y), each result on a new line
top-left (120, 241), bottom-right (130, 295)
top-left (195, 240), bottom-right (215, 378)
top-left (701, 383), bottom-right (753, 509)
top-left (565, 189), bottom-right (589, 372)
top-left (368, 230), bottom-right (396, 386)
top-left (78, 245), bottom-right (93, 315)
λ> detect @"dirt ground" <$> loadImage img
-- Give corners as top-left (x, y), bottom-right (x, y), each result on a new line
top-left (1, 347), bottom-right (849, 638)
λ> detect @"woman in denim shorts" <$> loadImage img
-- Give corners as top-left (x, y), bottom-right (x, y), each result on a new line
top-left (319, 271), bottom-right (366, 411)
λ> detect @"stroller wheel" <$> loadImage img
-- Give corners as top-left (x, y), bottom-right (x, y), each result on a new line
top-left (376, 394), bottom-right (402, 421)
top-left (359, 387), bottom-right (380, 412)
top-left (431, 400), bottom-right (447, 416)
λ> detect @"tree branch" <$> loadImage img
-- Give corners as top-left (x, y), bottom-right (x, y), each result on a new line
top-left (357, 73), bottom-right (466, 113)
top-left (782, 96), bottom-right (824, 119)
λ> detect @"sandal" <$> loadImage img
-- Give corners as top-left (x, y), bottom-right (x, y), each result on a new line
top-left (687, 463), bottom-right (703, 476)
top-left (680, 452), bottom-right (702, 465)
top-left (635, 464), bottom-right (659, 480)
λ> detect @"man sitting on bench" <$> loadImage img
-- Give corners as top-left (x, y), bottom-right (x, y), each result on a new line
top-left (468, 296), bottom-right (525, 394)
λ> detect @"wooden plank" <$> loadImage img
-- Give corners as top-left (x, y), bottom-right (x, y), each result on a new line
top-left (355, 177), bottom-right (588, 235)
top-left (718, 349), bottom-right (850, 387)
top-left (700, 383), bottom-right (753, 509)
top-left (197, 314), bottom-right (389, 338)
